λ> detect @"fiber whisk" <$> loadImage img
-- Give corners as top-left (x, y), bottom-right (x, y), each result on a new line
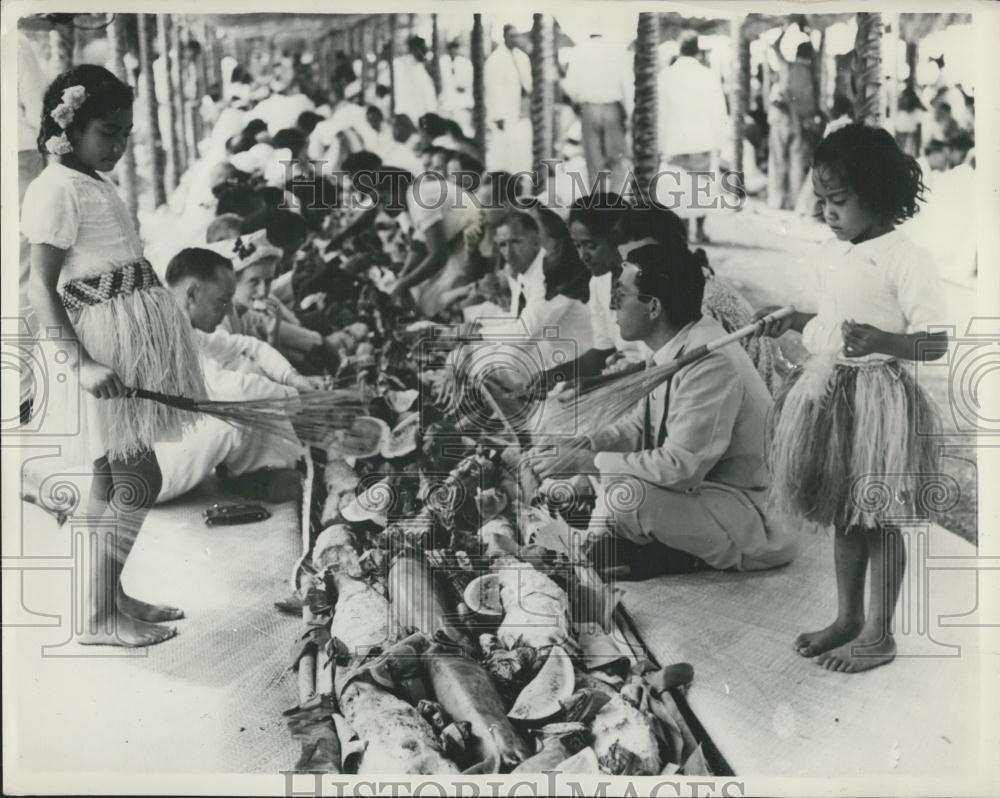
top-left (125, 387), bottom-right (367, 449)
top-left (540, 305), bottom-right (796, 441)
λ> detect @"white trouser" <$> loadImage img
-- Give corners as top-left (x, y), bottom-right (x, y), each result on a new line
top-left (154, 415), bottom-right (303, 503)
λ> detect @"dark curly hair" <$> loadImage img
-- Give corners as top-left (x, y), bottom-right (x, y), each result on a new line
top-left (811, 123), bottom-right (925, 225)
top-left (37, 65), bottom-right (133, 156)
top-left (627, 242), bottom-right (705, 328)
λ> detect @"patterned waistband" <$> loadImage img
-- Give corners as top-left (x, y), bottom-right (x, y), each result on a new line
top-left (60, 260), bottom-right (161, 312)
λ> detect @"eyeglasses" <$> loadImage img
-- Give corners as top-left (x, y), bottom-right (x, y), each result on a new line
top-left (610, 284), bottom-right (654, 310)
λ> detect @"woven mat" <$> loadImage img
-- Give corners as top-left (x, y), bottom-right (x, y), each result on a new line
top-left (6, 476), bottom-right (302, 776)
top-left (619, 524), bottom-right (984, 777)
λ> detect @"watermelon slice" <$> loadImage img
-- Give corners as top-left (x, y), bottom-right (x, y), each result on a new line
top-left (508, 645), bottom-right (575, 725)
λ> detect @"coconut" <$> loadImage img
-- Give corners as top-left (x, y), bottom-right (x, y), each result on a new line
top-left (327, 416), bottom-right (389, 459)
top-left (381, 412), bottom-right (420, 459)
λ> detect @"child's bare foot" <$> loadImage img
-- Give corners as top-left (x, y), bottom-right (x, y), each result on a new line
top-left (793, 619), bottom-right (862, 657)
top-left (79, 612), bottom-right (177, 647)
top-left (117, 587), bottom-right (184, 622)
top-left (815, 632), bottom-right (896, 673)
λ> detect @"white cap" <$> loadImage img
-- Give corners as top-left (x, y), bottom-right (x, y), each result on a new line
top-left (207, 228), bottom-right (283, 273)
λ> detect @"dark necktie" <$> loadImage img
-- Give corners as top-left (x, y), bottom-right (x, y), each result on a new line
top-left (516, 285), bottom-right (526, 318)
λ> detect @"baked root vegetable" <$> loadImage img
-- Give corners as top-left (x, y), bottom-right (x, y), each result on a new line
top-left (338, 681), bottom-right (458, 774)
top-left (323, 527), bottom-right (455, 774)
top-left (388, 552), bottom-right (470, 649)
top-left (426, 640), bottom-right (532, 771)
top-left (322, 457), bottom-right (359, 524)
top-left (493, 556), bottom-right (579, 655)
top-left (589, 689), bottom-right (662, 776)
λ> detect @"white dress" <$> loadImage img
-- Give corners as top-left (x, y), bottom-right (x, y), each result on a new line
top-left (21, 163), bottom-right (205, 465)
top-left (406, 176), bottom-right (480, 316)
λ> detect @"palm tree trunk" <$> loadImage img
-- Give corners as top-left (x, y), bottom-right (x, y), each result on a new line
top-left (731, 14), bottom-right (750, 181)
top-left (530, 13), bottom-right (555, 189)
top-left (157, 14), bottom-right (180, 192)
top-left (137, 14), bottom-right (166, 208)
top-left (471, 14), bottom-right (487, 158)
top-left (853, 12), bottom-right (883, 127)
top-left (632, 12), bottom-right (659, 198)
top-left (108, 13), bottom-right (140, 228)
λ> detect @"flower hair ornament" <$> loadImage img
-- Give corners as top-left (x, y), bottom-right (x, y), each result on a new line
top-left (45, 85), bottom-right (88, 156)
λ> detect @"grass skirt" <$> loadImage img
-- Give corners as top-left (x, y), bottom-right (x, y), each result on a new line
top-left (768, 353), bottom-right (940, 529)
top-left (42, 264), bottom-right (206, 465)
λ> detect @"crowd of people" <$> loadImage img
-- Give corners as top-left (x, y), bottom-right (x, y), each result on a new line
top-left (14, 19), bottom-right (958, 674)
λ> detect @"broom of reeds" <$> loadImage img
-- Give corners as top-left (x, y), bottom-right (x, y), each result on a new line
top-left (124, 387), bottom-right (368, 449)
top-left (541, 306), bottom-right (796, 440)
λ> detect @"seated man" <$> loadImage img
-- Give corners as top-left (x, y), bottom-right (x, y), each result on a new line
top-left (461, 212), bottom-right (592, 425)
top-left (528, 243), bottom-right (797, 575)
top-left (158, 247), bottom-right (323, 503)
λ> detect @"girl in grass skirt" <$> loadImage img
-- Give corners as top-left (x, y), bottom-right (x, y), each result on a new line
top-left (756, 124), bottom-right (947, 673)
top-left (24, 66), bottom-right (206, 647)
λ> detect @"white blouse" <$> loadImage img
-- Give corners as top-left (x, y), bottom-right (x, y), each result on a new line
top-left (406, 174), bottom-right (479, 245)
top-left (21, 163), bottom-right (144, 287)
top-left (801, 229), bottom-right (943, 360)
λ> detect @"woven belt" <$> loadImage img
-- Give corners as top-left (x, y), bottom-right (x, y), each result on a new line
top-left (60, 259), bottom-right (161, 312)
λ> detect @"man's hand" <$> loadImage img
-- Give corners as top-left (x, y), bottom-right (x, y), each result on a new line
top-left (841, 320), bottom-right (888, 358)
top-left (526, 438), bottom-right (598, 481)
top-left (287, 373), bottom-right (326, 393)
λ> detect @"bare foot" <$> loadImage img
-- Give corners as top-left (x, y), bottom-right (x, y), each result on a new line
top-left (117, 588), bottom-right (185, 622)
top-left (793, 618), bottom-right (862, 658)
top-left (78, 612), bottom-right (177, 647)
top-left (815, 632), bottom-right (896, 673)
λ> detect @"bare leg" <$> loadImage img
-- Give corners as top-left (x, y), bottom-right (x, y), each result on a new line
top-left (794, 526), bottom-right (866, 657)
top-left (78, 451), bottom-right (178, 647)
top-left (817, 525), bottom-right (902, 673)
top-left (694, 216), bottom-right (710, 244)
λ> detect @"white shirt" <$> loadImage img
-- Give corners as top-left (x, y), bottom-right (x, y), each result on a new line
top-left (801, 230), bottom-right (943, 360)
top-left (561, 36), bottom-right (634, 117)
top-left (392, 54), bottom-right (439, 123)
top-left (505, 248), bottom-right (547, 316)
top-left (249, 92), bottom-right (315, 136)
top-left (195, 327), bottom-right (297, 385)
top-left (309, 100), bottom-right (377, 161)
top-left (485, 45), bottom-right (531, 124)
top-left (475, 248), bottom-right (594, 375)
top-left (18, 34), bottom-right (47, 153)
top-left (439, 54), bottom-right (474, 113)
top-left (657, 56), bottom-right (729, 157)
top-left (374, 132), bottom-right (425, 176)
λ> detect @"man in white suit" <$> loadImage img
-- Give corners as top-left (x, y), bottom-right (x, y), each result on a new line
top-left (529, 243), bottom-right (796, 575)
top-left (439, 38), bottom-right (474, 136)
top-left (484, 25), bottom-right (532, 173)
